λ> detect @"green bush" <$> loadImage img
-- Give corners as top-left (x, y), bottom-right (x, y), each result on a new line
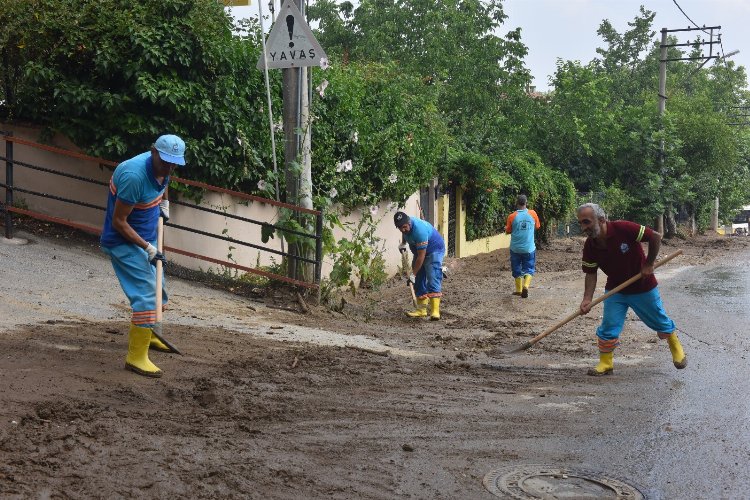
top-left (446, 149), bottom-right (575, 241)
top-left (0, 0), bottom-right (275, 192)
top-left (310, 60), bottom-right (451, 211)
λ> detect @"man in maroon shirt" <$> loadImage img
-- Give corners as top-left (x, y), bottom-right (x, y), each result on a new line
top-left (577, 203), bottom-right (687, 376)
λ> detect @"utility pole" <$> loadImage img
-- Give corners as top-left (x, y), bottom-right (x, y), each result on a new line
top-left (657, 25), bottom-right (720, 237)
top-left (257, 0), bottom-right (326, 281)
top-left (657, 28), bottom-right (668, 235)
top-left (281, 0), bottom-right (315, 280)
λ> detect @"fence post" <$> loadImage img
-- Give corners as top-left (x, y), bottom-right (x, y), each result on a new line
top-left (314, 209), bottom-right (323, 284)
top-left (4, 132), bottom-right (13, 240)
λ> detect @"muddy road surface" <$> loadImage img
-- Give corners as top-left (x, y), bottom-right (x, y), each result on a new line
top-left (1, 224), bottom-right (748, 499)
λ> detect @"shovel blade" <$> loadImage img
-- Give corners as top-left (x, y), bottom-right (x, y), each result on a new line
top-left (502, 341), bottom-right (534, 354)
top-left (152, 323), bottom-right (183, 355)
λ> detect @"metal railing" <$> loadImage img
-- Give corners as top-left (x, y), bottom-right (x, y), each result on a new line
top-left (0, 131), bottom-right (323, 289)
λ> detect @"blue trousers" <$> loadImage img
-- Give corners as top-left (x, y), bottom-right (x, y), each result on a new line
top-left (510, 250), bottom-right (536, 278)
top-left (414, 250), bottom-right (444, 299)
top-left (596, 286), bottom-right (675, 352)
top-left (102, 242), bottom-right (167, 327)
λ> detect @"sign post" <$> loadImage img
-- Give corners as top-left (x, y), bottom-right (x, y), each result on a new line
top-left (258, 0), bottom-right (326, 281)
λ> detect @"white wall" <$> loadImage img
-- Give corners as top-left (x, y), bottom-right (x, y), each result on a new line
top-left (1, 123), bottom-right (421, 282)
top-left (0, 124), bottom-right (112, 229)
top-left (167, 190), bottom-right (421, 280)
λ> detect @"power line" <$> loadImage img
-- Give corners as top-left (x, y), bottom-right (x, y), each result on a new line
top-left (671, 0), bottom-right (710, 35)
top-left (718, 38), bottom-right (731, 71)
top-left (671, 0), bottom-right (733, 71)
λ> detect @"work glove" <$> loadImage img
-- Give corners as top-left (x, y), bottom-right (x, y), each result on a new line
top-left (145, 243), bottom-right (166, 266)
top-left (159, 199), bottom-right (170, 222)
top-left (145, 243), bottom-right (158, 262)
top-left (151, 251), bottom-right (167, 266)
top-left (398, 242), bottom-right (408, 254)
top-left (406, 273), bottom-right (416, 286)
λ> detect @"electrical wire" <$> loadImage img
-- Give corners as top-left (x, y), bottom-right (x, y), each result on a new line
top-left (671, 0), bottom-right (733, 71)
top-left (671, 0), bottom-right (710, 35)
top-left (718, 38), bottom-right (731, 71)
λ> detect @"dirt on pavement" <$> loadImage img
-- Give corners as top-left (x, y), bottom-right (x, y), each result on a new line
top-left (1, 222), bottom-right (748, 499)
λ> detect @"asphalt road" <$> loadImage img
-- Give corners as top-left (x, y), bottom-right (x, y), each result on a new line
top-left (635, 258), bottom-right (750, 499)
top-left (2, 230), bottom-right (748, 499)
top-left (569, 257), bottom-right (750, 499)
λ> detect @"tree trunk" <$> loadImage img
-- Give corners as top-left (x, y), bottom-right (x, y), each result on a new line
top-left (664, 204), bottom-right (677, 239)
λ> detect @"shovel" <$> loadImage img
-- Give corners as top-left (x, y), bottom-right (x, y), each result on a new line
top-left (408, 281), bottom-right (418, 307)
top-left (153, 216), bottom-right (182, 355)
top-left (504, 249), bottom-right (683, 354)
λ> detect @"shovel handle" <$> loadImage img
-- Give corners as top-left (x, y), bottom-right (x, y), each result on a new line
top-left (155, 217), bottom-right (164, 324)
top-left (522, 249), bottom-right (683, 349)
top-left (408, 281), bottom-right (417, 307)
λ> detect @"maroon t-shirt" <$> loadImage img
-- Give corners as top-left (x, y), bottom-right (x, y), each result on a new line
top-left (581, 220), bottom-right (657, 294)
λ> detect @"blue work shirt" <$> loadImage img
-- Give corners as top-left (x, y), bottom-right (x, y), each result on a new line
top-left (506, 208), bottom-right (540, 254)
top-left (404, 217), bottom-right (445, 255)
top-left (100, 152), bottom-right (168, 248)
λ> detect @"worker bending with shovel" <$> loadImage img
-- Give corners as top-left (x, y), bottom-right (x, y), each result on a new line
top-left (395, 211), bottom-right (445, 320)
top-left (577, 203), bottom-right (687, 376)
top-left (100, 135), bottom-right (185, 377)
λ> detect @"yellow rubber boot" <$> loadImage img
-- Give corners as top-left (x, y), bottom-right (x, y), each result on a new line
top-left (429, 297), bottom-right (441, 321)
top-left (513, 278), bottom-right (523, 296)
top-left (521, 274), bottom-right (532, 298)
top-left (406, 298), bottom-right (428, 318)
top-left (666, 333), bottom-right (687, 369)
top-left (126, 324), bottom-right (162, 378)
top-left (150, 331), bottom-right (172, 353)
top-left (587, 351), bottom-right (614, 376)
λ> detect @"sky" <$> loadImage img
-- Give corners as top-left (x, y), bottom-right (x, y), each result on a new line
top-left (226, 0), bottom-right (750, 92)
top-left (502, 0), bottom-right (750, 91)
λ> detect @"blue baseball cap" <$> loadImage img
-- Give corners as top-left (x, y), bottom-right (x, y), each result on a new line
top-left (154, 134), bottom-right (186, 166)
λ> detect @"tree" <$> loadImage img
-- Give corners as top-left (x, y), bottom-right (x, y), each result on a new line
top-left (533, 7), bottom-right (750, 232)
top-left (309, 0), bottom-right (531, 139)
top-left (0, 0), bottom-right (275, 190)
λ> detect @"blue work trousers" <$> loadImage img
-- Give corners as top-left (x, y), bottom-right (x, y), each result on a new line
top-left (510, 250), bottom-right (536, 278)
top-left (414, 250), bottom-right (444, 299)
top-left (102, 242), bottom-right (167, 327)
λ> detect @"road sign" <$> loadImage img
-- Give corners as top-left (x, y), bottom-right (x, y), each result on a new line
top-left (256, 0), bottom-right (327, 70)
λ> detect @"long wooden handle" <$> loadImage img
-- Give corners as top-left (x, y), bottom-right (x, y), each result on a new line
top-left (155, 217), bottom-right (164, 324)
top-left (408, 281), bottom-right (417, 307)
top-left (524, 249), bottom-right (683, 348)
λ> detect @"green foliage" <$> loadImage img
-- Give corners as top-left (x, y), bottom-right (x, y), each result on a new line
top-left (310, 60), bottom-right (450, 211)
top-left (594, 182), bottom-right (634, 221)
top-left (0, 0), bottom-right (277, 192)
top-left (327, 211), bottom-right (388, 290)
top-left (445, 148), bottom-right (575, 241)
top-left (498, 150), bottom-right (576, 242)
top-left (532, 7), bottom-right (750, 232)
top-left (309, 0), bottom-right (531, 138)
top-left (444, 150), bottom-right (513, 240)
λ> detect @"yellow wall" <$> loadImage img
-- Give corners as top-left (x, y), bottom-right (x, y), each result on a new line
top-left (435, 193), bottom-right (449, 243)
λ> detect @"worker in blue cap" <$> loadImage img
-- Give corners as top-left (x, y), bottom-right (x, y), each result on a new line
top-left (100, 135), bottom-right (186, 377)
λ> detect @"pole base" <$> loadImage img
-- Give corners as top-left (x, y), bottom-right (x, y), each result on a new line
top-left (1, 237), bottom-right (29, 245)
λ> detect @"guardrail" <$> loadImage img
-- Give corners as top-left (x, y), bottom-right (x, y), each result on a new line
top-left (0, 131), bottom-right (323, 289)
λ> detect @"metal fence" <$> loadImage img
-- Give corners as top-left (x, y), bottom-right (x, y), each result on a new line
top-left (0, 131), bottom-right (323, 289)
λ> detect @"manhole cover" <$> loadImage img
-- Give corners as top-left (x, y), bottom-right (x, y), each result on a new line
top-left (483, 464), bottom-right (647, 499)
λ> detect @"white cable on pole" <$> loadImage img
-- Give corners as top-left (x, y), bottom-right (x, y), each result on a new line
top-left (258, 0), bottom-right (280, 202)
top-left (258, 0), bottom-right (285, 255)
